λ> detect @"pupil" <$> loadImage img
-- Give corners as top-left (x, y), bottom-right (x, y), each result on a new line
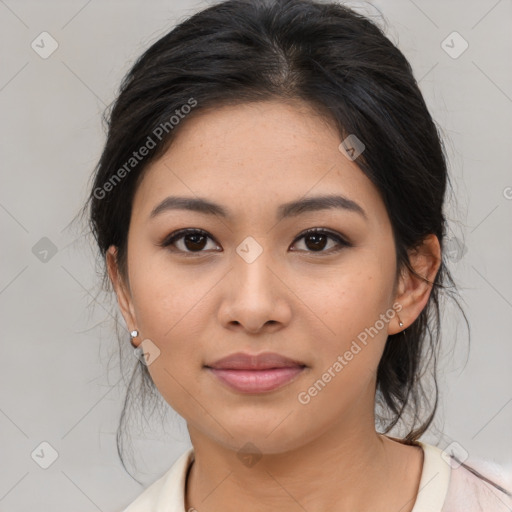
top-left (305, 233), bottom-right (326, 251)
top-left (185, 234), bottom-right (207, 251)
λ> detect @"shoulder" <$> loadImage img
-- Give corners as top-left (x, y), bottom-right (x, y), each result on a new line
top-left (120, 447), bottom-right (194, 512)
top-left (442, 453), bottom-right (512, 512)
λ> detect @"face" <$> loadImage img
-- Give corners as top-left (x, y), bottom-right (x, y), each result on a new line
top-left (108, 100), bottom-right (425, 455)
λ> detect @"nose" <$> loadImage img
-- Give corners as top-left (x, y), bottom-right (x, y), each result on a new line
top-left (217, 243), bottom-right (292, 334)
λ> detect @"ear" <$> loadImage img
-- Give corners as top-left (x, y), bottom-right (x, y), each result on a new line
top-left (106, 245), bottom-right (137, 334)
top-left (390, 234), bottom-right (442, 335)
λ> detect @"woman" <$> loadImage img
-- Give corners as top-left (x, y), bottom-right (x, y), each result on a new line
top-left (83, 0), bottom-right (512, 510)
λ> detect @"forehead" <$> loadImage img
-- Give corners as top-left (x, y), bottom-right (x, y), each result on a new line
top-left (132, 100), bottom-right (389, 229)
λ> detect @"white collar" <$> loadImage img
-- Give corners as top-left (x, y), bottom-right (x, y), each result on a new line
top-left (123, 442), bottom-right (451, 512)
top-left (411, 442), bottom-right (451, 512)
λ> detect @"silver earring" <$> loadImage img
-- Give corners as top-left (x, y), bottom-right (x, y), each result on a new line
top-left (396, 313), bottom-right (404, 328)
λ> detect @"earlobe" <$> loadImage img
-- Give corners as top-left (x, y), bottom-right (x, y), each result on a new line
top-left (106, 245), bottom-right (137, 332)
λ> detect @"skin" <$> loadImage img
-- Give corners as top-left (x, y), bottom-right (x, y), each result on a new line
top-left (107, 99), bottom-right (441, 512)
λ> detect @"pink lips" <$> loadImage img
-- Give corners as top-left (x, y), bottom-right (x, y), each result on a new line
top-left (205, 352), bottom-right (306, 393)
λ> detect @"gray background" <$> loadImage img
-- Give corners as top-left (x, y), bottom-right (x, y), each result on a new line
top-left (1, 0), bottom-right (511, 510)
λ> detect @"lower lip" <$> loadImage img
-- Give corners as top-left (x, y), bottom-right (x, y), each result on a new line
top-left (207, 367), bottom-right (305, 393)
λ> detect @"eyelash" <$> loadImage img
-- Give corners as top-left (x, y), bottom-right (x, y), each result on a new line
top-left (159, 227), bottom-right (352, 256)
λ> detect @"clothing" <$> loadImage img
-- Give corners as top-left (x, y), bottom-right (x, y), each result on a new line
top-left (120, 442), bottom-right (512, 512)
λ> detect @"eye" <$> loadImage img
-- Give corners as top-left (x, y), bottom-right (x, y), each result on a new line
top-left (159, 227), bottom-right (351, 256)
top-left (160, 228), bottom-right (221, 254)
top-left (290, 228), bottom-right (351, 254)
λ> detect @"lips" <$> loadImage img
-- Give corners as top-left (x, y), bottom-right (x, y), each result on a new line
top-left (205, 352), bottom-right (306, 370)
top-left (205, 352), bottom-right (307, 393)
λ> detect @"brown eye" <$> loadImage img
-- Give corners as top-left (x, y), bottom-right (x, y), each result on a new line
top-left (291, 229), bottom-right (350, 253)
top-left (161, 229), bottom-right (221, 254)
top-left (182, 232), bottom-right (207, 251)
top-left (304, 232), bottom-right (328, 251)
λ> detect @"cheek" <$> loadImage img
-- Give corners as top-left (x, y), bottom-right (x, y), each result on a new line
top-left (128, 246), bottom-right (211, 339)
top-left (126, 253), bottom-right (210, 379)
top-left (128, 265), bottom-right (209, 415)
top-left (292, 271), bottom-right (392, 420)
top-left (292, 262), bottom-right (396, 405)
top-left (296, 261), bottom-right (394, 348)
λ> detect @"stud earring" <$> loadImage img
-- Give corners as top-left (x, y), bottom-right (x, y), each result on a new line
top-left (130, 329), bottom-right (139, 347)
top-left (395, 313), bottom-right (406, 336)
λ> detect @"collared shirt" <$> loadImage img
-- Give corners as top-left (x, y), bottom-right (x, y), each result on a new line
top-left (120, 442), bottom-right (512, 512)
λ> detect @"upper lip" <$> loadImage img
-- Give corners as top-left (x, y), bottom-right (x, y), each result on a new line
top-left (206, 352), bottom-right (306, 370)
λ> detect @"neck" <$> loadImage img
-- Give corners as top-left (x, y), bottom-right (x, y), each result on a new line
top-left (185, 419), bottom-right (423, 512)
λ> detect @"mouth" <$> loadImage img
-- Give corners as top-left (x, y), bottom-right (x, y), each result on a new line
top-left (205, 366), bottom-right (306, 393)
top-left (204, 352), bottom-right (307, 393)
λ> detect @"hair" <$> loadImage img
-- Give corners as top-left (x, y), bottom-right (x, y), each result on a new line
top-left (79, 0), bottom-right (476, 486)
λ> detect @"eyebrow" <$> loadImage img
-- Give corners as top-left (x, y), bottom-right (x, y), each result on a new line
top-left (149, 194), bottom-right (367, 221)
